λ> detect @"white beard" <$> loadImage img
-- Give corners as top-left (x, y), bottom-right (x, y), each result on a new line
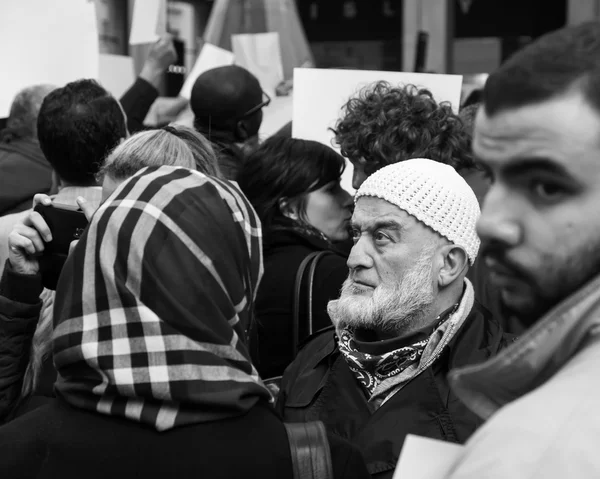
top-left (328, 248), bottom-right (436, 335)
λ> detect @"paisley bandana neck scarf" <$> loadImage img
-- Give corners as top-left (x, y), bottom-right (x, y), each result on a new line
top-left (52, 166), bottom-right (271, 431)
top-left (338, 304), bottom-right (459, 397)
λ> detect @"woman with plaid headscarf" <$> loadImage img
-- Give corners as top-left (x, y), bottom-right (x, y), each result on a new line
top-left (0, 166), bottom-right (369, 479)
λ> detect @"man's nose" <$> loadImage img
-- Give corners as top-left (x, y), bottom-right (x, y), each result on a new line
top-left (347, 236), bottom-right (374, 271)
top-left (476, 184), bottom-right (522, 247)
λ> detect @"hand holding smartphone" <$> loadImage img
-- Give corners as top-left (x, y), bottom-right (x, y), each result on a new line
top-left (33, 202), bottom-right (89, 290)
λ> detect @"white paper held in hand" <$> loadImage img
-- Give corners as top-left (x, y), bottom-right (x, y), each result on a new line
top-left (0, 0), bottom-right (99, 117)
top-left (179, 44), bottom-right (235, 100)
top-left (393, 434), bottom-right (464, 479)
top-left (129, 0), bottom-right (167, 45)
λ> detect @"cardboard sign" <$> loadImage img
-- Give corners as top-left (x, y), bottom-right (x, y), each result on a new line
top-left (232, 32), bottom-right (285, 96)
top-left (98, 54), bottom-right (135, 99)
top-left (292, 68), bottom-right (463, 192)
top-left (0, 0), bottom-right (99, 117)
top-left (179, 43), bottom-right (235, 100)
top-left (394, 434), bottom-right (464, 479)
top-left (129, 0), bottom-right (167, 45)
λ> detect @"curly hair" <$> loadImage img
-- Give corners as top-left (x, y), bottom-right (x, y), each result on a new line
top-left (333, 82), bottom-right (473, 175)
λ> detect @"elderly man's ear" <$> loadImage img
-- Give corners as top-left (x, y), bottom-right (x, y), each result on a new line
top-left (435, 244), bottom-right (469, 288)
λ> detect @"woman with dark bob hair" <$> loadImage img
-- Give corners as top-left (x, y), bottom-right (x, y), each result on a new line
top-left (238, 136), bottom-right (353, 379)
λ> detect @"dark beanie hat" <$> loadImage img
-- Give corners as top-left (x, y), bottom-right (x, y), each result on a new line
top-left (191, 65), bottom-right (263, 130)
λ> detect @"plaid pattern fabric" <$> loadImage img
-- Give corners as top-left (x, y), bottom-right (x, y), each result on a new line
top-left (52, 166), bottom-right (271, 431)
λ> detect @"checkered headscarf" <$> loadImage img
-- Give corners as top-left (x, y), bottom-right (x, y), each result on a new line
top-left (52, 166), bottom-right (271, 431)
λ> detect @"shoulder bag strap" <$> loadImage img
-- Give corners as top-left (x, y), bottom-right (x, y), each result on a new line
top-left (292, 251), bottom-right (331, 358)
top-left (284, 421), bottom-right (334, 479)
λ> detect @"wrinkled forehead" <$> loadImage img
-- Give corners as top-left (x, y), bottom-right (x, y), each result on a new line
top-left (473, 92), bottom-right (600, 180)
top-left (352, 196), bottom-right (435, 237)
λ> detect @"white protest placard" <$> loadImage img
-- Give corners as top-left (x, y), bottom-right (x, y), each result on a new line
top-left (292, 68), bottom-right (463, 192)
top-left (129, 0), bottom-right (167, 45)
top-left (232, 32), bottom-right (285, 96)
top-left (98, 54), bottom-right (135, 99)
top-left (393, 434), bottom-right (464, 479)
top-left (179, 43), bottom-right (235, 100)
top-left (0, 0), bottom-right (99, 118)
top-left (259, 95), bottom-right (294, 139)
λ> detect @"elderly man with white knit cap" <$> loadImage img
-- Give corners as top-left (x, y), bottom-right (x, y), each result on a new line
top-left (276, 158), bottom-right (514, 479)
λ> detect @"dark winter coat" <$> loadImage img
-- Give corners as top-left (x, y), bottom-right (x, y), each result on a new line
top-left (277, 301), bottom-right (515, 479)
top-left (253, 223), bottom-right (348, 379)
top-left (0, 398), bottom-right (371, 479)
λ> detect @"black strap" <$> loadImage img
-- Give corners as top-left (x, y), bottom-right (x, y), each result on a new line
top-left (292, 251), bottom-right (330, 358)
top-left (285, 422), bottom-right (334, 479)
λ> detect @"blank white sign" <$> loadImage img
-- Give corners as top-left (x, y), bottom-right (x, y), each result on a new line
top-left (292, 68), bottom-right (463, 192)
top-left (0, 0), bottom-right (99, 117)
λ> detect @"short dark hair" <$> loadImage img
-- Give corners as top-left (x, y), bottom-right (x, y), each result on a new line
top-left (484, 22), bottom-right (600, 117)
top-left (238, 137), bottom-right (345, 231)
top-left (191, 65), bottom-right (263, 142)
top-left (37, 79), bottom-right (127, 185)
top-left (333, 82), bottom-right (473, 176)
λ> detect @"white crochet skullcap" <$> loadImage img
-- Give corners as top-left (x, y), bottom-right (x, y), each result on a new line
top-left (355, 158), bottom-right (481, 264)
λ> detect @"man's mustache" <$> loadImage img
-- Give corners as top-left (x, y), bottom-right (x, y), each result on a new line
top-left (480, 241), bottom-right (528, 280)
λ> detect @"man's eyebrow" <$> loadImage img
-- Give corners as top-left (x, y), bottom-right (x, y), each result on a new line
top-left (486, 157), bottom-right (572, 178)
top-left (351, 219), bottom-right (404, 231)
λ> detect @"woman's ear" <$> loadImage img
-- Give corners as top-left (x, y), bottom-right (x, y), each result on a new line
top-left (437, 244), bottom-right (469, 288)
top-left (278, 197), bottom-right (299, 220)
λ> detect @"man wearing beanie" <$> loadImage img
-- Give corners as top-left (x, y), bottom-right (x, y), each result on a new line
top-left (331, 80), bottom-right (511, 338)
top-left (190, 65), bottom-right (267, 181)
top-left (277, 159), bottom-right (513, 479)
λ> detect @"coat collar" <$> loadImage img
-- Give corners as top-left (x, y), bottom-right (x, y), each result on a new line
top-left (449, 271), bottom-right (600, 420)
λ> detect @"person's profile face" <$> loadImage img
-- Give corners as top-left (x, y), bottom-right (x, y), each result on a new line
top-left (473, 91), bottom-right (600, 325)
top-left (303, 180), bottom-right (353, 242)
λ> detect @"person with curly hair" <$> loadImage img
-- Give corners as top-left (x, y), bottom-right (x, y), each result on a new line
top-left (333, 82), bottom-right (475, 189)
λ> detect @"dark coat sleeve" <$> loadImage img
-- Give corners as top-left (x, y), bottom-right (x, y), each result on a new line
top-left (0, 262), bottom-right (43, 423)
top-left (119, 78), bottom-right (159, 134)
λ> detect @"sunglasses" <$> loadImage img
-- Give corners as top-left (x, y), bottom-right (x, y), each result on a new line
top-left (238, 91), bottom-right (271, 120)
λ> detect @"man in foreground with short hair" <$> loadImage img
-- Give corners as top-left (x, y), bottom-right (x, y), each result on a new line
top-left (277, 159), bottom-right (512, 479)
top-left (190, 65), bottom-right (267, 181)
top-left (443, 21), bottom-right (600, 479)
top-left (0, 79), bottom-right (128, 275)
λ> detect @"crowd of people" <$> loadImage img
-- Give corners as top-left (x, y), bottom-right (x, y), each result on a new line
top-left (0, 20), bottom-right (599, 479)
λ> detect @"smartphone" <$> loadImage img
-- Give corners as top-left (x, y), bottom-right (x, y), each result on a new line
top-left (33, 203), bottom-right (89, 290)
